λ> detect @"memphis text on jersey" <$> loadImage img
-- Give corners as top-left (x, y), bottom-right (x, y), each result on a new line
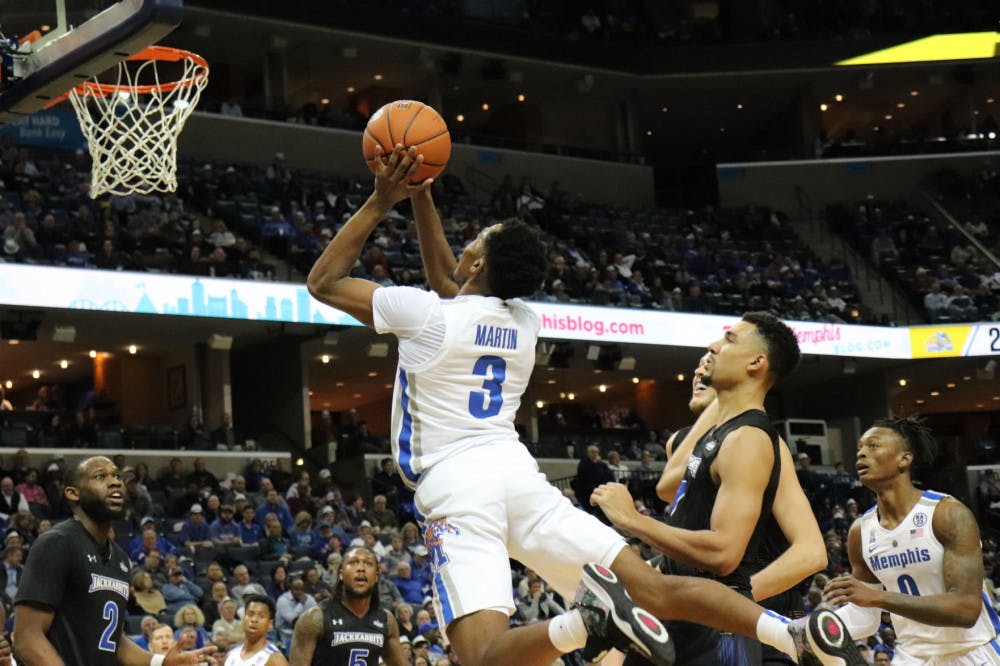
top-left (474, 325), bottom-right (518, 350)
top-left (867, 547), bottom-right (932, 573)
top-left (330, 632), bottom-right (384, 648)
top-left (88, 574), bottom-right (130, 600)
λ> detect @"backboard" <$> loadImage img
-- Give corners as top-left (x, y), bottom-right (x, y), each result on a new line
top-left (0, 0), bottom-right (183, 123)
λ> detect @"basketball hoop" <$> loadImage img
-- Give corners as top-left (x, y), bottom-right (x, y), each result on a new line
top-left (66, 45), bottom-right (208, 198)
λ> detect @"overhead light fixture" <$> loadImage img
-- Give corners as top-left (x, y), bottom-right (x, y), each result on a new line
top-left (59, 360), bottom-right (68, 369)
top-left (946, 382), bottom-right (956, 388)
top-left (929, 391), bottom-right (940, 396)
top-left (898, 379), bottom-right (907, 387)
top-left (835, 94), bottom-right (844, 102)
top-left (128, 345), bottom-right (137, 355)
top-left (346, 86), bottom-right (355, 93)
top-left (373, 73), bottom-right (383, 81)
top-left (567, 392), bottom-right (575, 400)
top-left (31, 370), bottom-right (40, 379)
top-left (89, 350), bottom-right (97, 358)
top-left (3, 380), bottom-right (10, 389)
top-left (916, 399), bottom-right (925, 404)
top-left (52, 325), bottom-right (76, 342)
top-left (598, 385), bottom-right (607, 393)
top-left (321, 98), bottom-right (330, 105)
top-left (353, 393), bottom-right (362, 398)
top-left (367, 371), bottom-right (378, 377)
top-left (517, 93), bottom-right (525, 102)
top-left (321, 354), bottom-right (331, 364)
top-left (208, 333), bottom-right (232, 350)
top-left (546, 379), bottom-right (556, 385)
top-left (535, 400), bottom-right (544, 409)
top-left (456, 114), bottom-right (465, 122)
top-left (632, 377), bottom-right (639, 384)
top-left (482, 103), bottom-right (489, 111)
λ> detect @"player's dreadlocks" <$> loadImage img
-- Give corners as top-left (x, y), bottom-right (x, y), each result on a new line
top-left (872, 415), bottom-right (939, 469)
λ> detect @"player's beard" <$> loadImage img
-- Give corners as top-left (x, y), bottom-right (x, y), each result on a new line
top-left (78, 491), bottom-right (124, 524)
top-left (343, 581), bottom-right (375, 600)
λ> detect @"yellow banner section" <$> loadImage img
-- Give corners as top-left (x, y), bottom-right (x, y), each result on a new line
top-left (838, 32), bottom-right (1000, 66)
top-left (909, 325), bottom-right (973, 358)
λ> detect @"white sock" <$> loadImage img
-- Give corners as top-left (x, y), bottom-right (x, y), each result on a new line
top-left (756, 611), bottom-right (796, 657)
top-left (548, 608), bottom-right (589, 653)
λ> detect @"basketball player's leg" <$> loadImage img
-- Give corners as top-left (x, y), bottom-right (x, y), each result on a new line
top-left (445, 609), bottom-right (563, 666)
top-left (415, 448), bottom-right (590, 666)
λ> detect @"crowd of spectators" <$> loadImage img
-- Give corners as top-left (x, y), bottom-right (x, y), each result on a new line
top-left (327, 0), bottom-right (1000, 46)
top-left (0, 139), bottom-right (876, 325)
top-left (827, 195), bottom-right (1000, 323)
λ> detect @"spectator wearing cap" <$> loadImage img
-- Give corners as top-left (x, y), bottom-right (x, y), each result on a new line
top-left (391, 561), bottom-right (425, 605)
top-left (209, 503), bottom-right (241, 547)
top-left (398, 634), bottom-right (412, 660)
top-left (124, 472), bottom-right (152, 524)
top-left (410, 544), bottom-right (432, 589)
top-left (412, 635), bottom-right (431, 662)
top-left (349, 520), bottom-right (376, 549)
top-left (418, 622), bottom-right (445, 659)
top-left (237, 504), bottom-right (262, 545)
top-left (179, 503), bottom-right (214, 552)
top-left (162, 566), bottom-right (204, 615)
top-left (367, 494), bottom-right (397, 533)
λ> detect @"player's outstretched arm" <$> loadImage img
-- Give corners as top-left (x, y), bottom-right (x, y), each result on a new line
top-left (749, 438), bottom-right (827, 601)
top-left (287, 606), bottom-right (324, 666)
top-left (11, 603), bottom-right (63, 666)
top-left (117, 635), bottom-right (217, 666)
top-left (826, 497), bottom-right (985, 627)
top-left (307, 144), bottom-right (430, 326)
top-left (410, 188), bottom-right (459, 298)
top-left (655, 399), bottom-right (719, 502)
top-left (597, 426), bottom-right (774, 577)
top-left (381, 608), bottom-right (410, 666)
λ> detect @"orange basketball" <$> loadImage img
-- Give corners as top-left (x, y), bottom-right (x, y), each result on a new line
top-left (362, 100), bottom-right (451, 184)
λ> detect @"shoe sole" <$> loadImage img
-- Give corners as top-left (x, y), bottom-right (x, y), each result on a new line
top-left (582, 563), bottom-right (675, 666)
top-left (806, 610), bottom-right (866, 666)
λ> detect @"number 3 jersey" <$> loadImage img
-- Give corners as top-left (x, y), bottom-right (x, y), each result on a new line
top-left (373, 287), bottom-right (539, 489)
top-left (859, 490), bottom-right (999, 657)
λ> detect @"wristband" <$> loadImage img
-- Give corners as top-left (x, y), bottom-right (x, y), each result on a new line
top-left (150, 654), bottom-right (165, 666)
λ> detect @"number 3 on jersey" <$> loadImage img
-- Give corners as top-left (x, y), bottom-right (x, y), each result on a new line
top-left (469, 355), bottom-right (506, 418)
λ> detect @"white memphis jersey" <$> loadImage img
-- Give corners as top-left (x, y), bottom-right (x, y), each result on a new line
top-left (859, 490), bottom-right (999, 657)
top-left (223, 642), bottom-right (281, 666)
top-left (374, 289), bottom-right (538, 488)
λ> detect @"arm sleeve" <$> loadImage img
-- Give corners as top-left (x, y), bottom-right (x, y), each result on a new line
top-left (14, 530), bottom-right (70, 608)
top-left (371, 287), bottom-right (442, 339)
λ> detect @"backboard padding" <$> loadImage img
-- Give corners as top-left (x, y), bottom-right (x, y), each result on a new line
top-left (0, 0), bottom-right (183, 123)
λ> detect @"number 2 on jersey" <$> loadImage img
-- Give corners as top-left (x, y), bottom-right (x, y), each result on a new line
top-left (469, 355), bottom-right (506, 418)
top-left (98, 601), bottom-right (118, 652)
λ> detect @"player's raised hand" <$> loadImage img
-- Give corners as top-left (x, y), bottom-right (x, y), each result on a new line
top-left (163, 642), bottom-right (219, 665)
top-left (372, 144), bottom-right (433, 209)
top-left (591, 482), bottom-right (641, 530)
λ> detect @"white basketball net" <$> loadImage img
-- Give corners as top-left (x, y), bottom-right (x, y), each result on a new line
top-left (68, 50), bottom-right (208, 198)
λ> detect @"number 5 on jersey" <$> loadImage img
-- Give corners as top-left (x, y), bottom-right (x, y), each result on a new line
top-left (469, 355), bottom-right (506, 419)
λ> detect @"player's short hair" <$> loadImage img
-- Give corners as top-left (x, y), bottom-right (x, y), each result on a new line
top-left (872, 415), bottom-right (938, 469)
top-left (483, 219), bottom-right (547, 300)
top-left (242, 593), bottom-right (275, 619)
top-left (741, 311), bottom-right (801, 383)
